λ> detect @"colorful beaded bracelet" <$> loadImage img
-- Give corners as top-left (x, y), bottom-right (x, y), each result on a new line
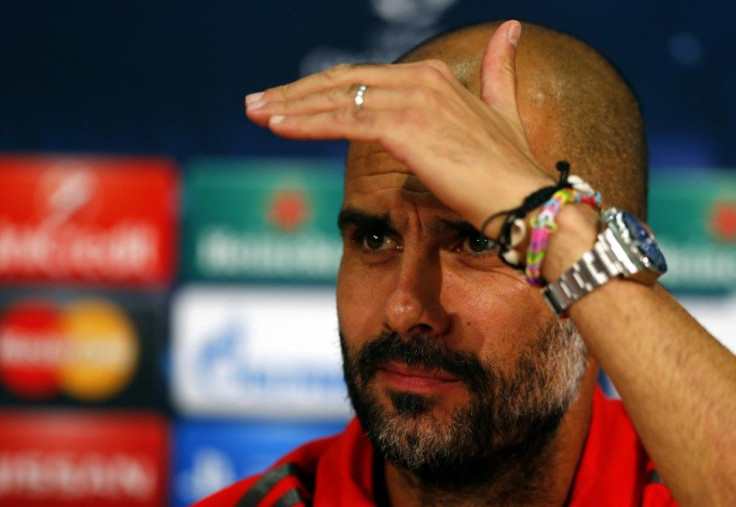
top-left (524, 183), bottom-right (603, 286)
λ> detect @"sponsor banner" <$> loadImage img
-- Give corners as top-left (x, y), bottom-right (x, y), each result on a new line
top-left (0, 410), bottom-right (169, 507)
top-left (0, 155), bottom-right (178, 286)
top-left (0, 289), bottom-right (167, 408)
top-left (182, 158), bottom-right (343, 283)
top-left (172, 418), bottom-right (346, 506)
top-left (172, 285), bottom-right (350, 418)
top-left (649, 171), bottom-right (736, 292)
top-left (679, 294), bottom-right (736, 353)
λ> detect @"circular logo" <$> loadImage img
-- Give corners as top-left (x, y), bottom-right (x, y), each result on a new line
top-left (0, 300), bottom-right (64, 399)
top-left (59, 299), bottom-right (138, 401)
top-left (0, 298), bottom-right (139, 401)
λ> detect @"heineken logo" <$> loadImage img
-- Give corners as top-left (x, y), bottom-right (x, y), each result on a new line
top-left (268, 189), bottom-right (311, 233)
top-left (184, 160), bottom-right (344, 283)
top-left (648, 173), bottom-right (736, 292)
top-left (710, 202), bottom-right (736, 243)
top-left (659, 241), bottom-right (736, 290)
top-left (196, 228), bottom-right (341, 280)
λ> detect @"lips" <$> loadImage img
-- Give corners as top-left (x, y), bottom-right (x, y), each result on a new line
top-left (376, 361), bottom-right (462, 393)
top-left (354, 332), bottom-right (489, 394)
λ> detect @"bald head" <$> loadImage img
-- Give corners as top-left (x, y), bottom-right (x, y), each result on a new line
top-left (396, 21), bottom-right (648, 218)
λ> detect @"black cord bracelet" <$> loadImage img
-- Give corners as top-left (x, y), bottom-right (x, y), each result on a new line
top-left (481, 161), bottom-right (573, 269)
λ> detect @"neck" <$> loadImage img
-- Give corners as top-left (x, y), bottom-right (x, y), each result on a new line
top-left (382, 373), bottom-right (597, 507)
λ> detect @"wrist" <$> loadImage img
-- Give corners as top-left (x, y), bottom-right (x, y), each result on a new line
top-left (480, 173), bottom-right (554, 239)
top-left (479, 163), bottom-right (602, 280)
top-left (541, 204), bottom-right (599, 281)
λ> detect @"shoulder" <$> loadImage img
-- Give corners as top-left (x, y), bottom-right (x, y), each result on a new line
top-left (191, 434), bottom-right (337, 507)
top-left (641, 467), bottom-right (679, 506)
top-left (570, 388), bottom-right (678, 506)
top-left (191, 418), bottom-right (378, 507)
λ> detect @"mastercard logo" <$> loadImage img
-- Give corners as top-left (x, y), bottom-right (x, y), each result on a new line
top-left (0, 298), bottom-right (139, 401)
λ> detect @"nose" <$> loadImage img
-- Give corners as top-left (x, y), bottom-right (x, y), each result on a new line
top-left (382, 248), bottom-right (451, 338)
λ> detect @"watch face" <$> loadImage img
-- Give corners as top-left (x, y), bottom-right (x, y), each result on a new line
top-left (621, 211), bottom-right (668, 274)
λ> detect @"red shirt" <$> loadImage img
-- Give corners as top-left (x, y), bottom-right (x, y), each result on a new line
top-left (194, 388), bottom-right (677, 506)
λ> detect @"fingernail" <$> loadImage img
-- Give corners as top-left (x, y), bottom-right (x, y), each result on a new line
top-left (247, 100), bottom-right (265, 111)
top-left (270, 115), bottom-right (285, 125)
top-left (508, 21), bottom-right (521, 47)
top-left (245, 91), bottom-right (265, 104)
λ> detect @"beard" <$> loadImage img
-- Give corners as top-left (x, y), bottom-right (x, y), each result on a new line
top-left (340, 318), bottom-right (588, 497)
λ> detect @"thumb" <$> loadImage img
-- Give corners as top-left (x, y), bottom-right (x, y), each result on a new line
top-left (480, 20), bottom-right (523, 123)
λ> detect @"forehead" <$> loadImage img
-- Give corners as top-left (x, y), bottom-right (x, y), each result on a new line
top-left (343, 142), bottom-right (450, 215)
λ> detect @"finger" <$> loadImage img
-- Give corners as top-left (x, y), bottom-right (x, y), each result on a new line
top-left (247, 84), bottom-right (355, 126)
top-left (264, 97), bottom-right (455, 146)
top-left (248, 59), bottom-right (460, 106)
top-left (480, 20), bottom-right (523, 124)
top-left (265, 108), bottom-right (388, 142)
top-left (248, 84), bottom-right (468, 128)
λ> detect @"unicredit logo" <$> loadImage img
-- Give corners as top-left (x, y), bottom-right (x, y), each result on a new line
top-left (0, 221), bottom-right (159, 280)
top-left (0, 157), bottom-right (177, 285)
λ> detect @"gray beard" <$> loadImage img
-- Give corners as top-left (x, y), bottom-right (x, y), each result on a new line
top-left (340, 318), bottom-right (588, 505)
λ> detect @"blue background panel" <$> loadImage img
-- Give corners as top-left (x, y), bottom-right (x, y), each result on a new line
top-left (2, 1), bottom-right (735, 170)
top-left (172, 419), bottom-right (348, 506)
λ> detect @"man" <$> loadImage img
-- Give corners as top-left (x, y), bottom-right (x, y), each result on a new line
top-left (197, 20), bottom-right (736, 506)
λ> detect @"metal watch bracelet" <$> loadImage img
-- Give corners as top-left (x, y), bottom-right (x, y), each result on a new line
top-left (542, 228), bottom-right (625, 316)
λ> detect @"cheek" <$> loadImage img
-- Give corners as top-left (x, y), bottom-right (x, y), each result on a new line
top-left (336, 259), bottom-right (388, 341)
top-left (449, 271), bottom-right (554, 364)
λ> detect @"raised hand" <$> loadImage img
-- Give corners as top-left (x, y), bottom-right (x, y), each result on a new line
top-left (245, 20), bottom-right (553, 236)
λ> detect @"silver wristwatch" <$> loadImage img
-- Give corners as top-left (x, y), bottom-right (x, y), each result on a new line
top-left (542, 207), bottom-right (667, 316)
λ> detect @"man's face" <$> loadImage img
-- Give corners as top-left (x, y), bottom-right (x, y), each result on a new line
top-left (336, 143), bottom-right (588, 486)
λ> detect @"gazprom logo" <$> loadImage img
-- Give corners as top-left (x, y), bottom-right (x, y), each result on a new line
top-left (194, 319), bottom-right (344, 398)
top-left (173, 287), bottom-right (350, 419)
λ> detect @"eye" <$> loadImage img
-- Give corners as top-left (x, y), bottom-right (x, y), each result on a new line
top-left (354, 229), bottom-right (397, 252)
top-left (460, 233), bottom-right (499, 254)
top-left (363, 231), bottom-right (389, 250)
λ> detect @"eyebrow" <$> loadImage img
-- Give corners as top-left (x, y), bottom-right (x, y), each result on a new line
top-left (337, 208), bottom-right (393, 233)
top-left (337, 208), bottom-right (484, 238)
top-left (434, 218), bottom-right (483, 236)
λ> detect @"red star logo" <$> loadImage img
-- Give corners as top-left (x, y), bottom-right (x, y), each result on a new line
top-left (710, 202), bottom-right (736, 243)
top-left (268, 190), bottom-right (311, 233)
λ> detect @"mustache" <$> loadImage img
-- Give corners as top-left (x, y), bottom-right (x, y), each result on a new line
top-left (356, 332), bottom-right (491, 394)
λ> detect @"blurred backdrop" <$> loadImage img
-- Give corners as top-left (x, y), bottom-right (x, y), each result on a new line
top-left (0, 1), bottom-right (734, 506)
